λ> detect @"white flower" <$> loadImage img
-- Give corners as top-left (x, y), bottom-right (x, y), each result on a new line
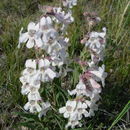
top-left (21, 71), bottom-right (41, 94)
top-left (40, 16), bottom-right (52, 30)
top-left (53, 8), bottom-right (74, 24)
top-left (25, 59), bottom-right (36, 69)
top-left (21, 82), bottom-right (31, 95)
top-left (24, 100), bottom-right (42, 113)
top-left (28, 90), bottom-right (41, 101)
top-left (88, 103), bottom-right (98, 117)
top-left (59, 37), bottom-right (69, 47)
top-left (20, 75), bottom-right (30, 85)
top-left (85, 28), bottom-right (106, 56)
top-left (38, 102), bottom-right (51, 118)
top-left (89, 78), bottom-right (101, 89)
top-left (38, 59), bottom-right (57, 82)
top-left (59, 100), bottom-right (77, 118)
top-left (18, 22), bottom-right (40, 48)
top-left (68, 80), bottom-right (92, 97)
top-left (63, 0), bottom-right (77, 8)
top-left (46, 40), bottom-right (62, 54)
top-left (22, 59), bottom-right (37, 76)
top-left (76, 101), bottom-right (89, 119)
top-left (41, 68), bottom-right (56, 82)
top-left (51, 56), bottom-right (64, 67)
top-left (31, 72), bottom-right (41, 86)
top-left (85, 100), bottom-right (98, 116)
top-left (91, 93), bottom-right (101, 103)
top-left (65, 119), bottom-right (82, 129)
top-left (18, 27), bottom-right (28, 48)
top-left (21, 83), bottom-right (40, 95)
top-left (41, 28), bottom-right (58, 46)
top-left (50, 47), bottom-right (68, 67)
top-left (90, 65), bottom-right (107, 87)
top-left (38, 58), bottom-right (50, 69)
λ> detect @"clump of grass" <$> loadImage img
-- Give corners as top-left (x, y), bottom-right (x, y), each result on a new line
top-left (0, 0), bottom-right (130, 129)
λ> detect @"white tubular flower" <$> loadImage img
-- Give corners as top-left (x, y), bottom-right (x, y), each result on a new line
top-left (50, 47), bottom-right (68, 67)
top-left (38, 59), bottom-right (56, 82)
top-left (85, 28), bottom-right (106, 57)
top-left (89, 78), bottom-right (101, 89)
top-left (63, 0), bottom-right (77, 8)
top-left (68, 79), bottom-right (93, 97)
top-left (22, 59), bottom-right (37, 76)
top-left (21, 72), bottom-right (41, 95)
top-left (84, 100), bottom-right (98, 117)
top-left (90, 93), bottom-right (101, 103)
top-left (28, 90), bottom-right (41, 101)
top-left (21, 82), bottom-right (31, 95)
top-left (18, 27), bottom-right (28, 48)
top-left (59, 100), bottom-right (77, 118)
top-left (46, 40), bottom-right (62, 55)
top-left (90, 64), bottom-right (107, 87)
top-left (53, 8), bottom-right (74, 24)
top-left (25, 59), bottom-right (37, 69)
top-left (68, 79), bottom-right (87, 96)
top-left (76, 101), bottom-right (89, 119)
top-left (26, 22), bottom-right (38, 48)
top-left (51, 56), bottom-right (64, 67)
top-left (18, 22), bottom-right (40, 48)
top-left (58, 37), bottom-right (69, 48)
top-left (20, 72), bottom-right (41, 95)
top-left (21, 83), bottom-right (40, 95)
top-left (41, 68), bottom-right (56, 82)
top-left (40, 16), bottom-right (52, 30)
top-left (20, 75), bottom-right (30, 85)
top-left (41, 28), bottom-right (58, 47)
top-left (65, 119), bottom-right (82, 129)
top-left (38, 102), bottom-right (51, 118)
top-left (24, 100), bottom-right (42, 113)
top-left (39, 58), bottom-right (50, 68)
top-left (88, 103), bottom-right (98, 117)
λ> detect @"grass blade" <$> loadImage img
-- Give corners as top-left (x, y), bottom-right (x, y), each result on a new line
top-left (108, 101), bottom-right (130, 130)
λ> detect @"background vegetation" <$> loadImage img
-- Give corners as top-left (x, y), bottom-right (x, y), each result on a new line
top-left (0, 0), bottom-right (130, 129)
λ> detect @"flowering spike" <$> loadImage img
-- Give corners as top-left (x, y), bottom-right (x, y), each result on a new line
top-left (59, 12), bottom-right (107, 129)
top-left (18, 0), bottom-right (75, 117)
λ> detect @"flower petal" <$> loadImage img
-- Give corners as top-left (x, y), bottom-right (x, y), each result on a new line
top-left (28, 22), bottom-right (36, 31)
top-left (40, 17), bottom-right (46, 26)
top-left (59, 107), bottom-right (66, 113)
top-left (24, 102), bottom-right (30, 111)
top-left (89, 78), bottom-right (101, 88)
top-left (64, 112), bottom-right (69, 118)
top-left (46, 16), bottom-right (52, 25)
top-left (39, 59), bottom-right (50, 69)
top-left (35, 38), bottom-right (43, 48)
top-left (45, 68), bottom-right (56, 79)
top-left (26, 39), bottom-right (35, 48)
top-left (25, 59), bottom-right (36, 69)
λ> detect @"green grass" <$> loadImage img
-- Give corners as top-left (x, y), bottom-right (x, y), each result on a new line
top-left (0, 0), bottom-right (130, 129)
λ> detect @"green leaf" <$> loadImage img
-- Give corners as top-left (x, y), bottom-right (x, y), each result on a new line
top-left (108, 101), bottom-right (130, 130)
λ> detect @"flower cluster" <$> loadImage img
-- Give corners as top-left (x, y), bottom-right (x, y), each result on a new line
top-left (59, 14), bottom-right (107, 128)
top-left (18, 0), bottom-right (77, 117)
top-left (19, 58), bottom-right (55, 117)
top-left (81, 27), bottom-right (107, 67)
